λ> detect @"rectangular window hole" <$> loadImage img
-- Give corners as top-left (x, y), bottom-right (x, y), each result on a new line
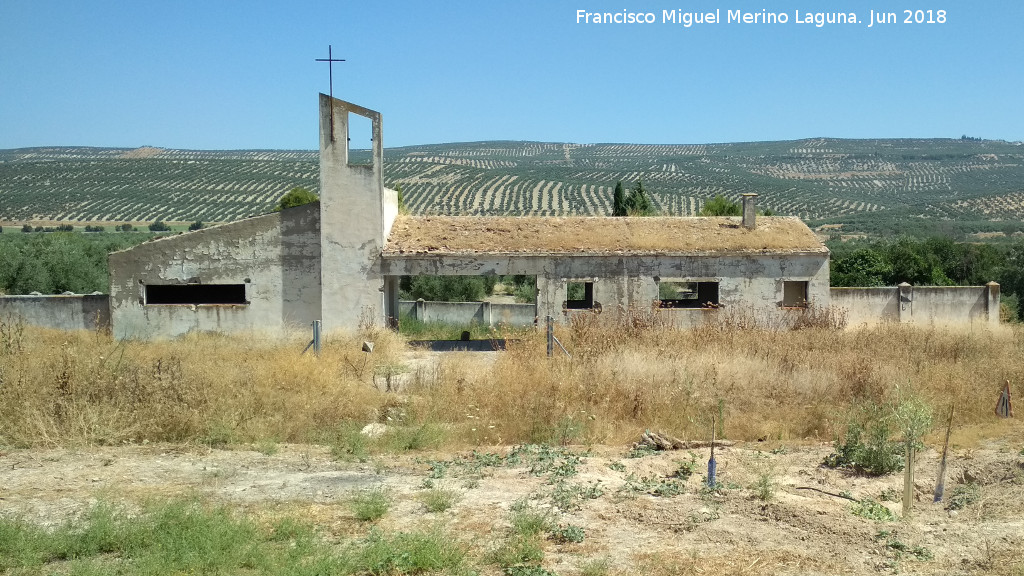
top-left (783, 281), bottom-right (809, 308)
top-left (565, 281), bottom-right (594, 310)
top-left (659, 280), bottom-right (719, 308)
top-left (347, 112), bottom-right (373, 166)
top-left (145, 284), bottom-right (247, 305)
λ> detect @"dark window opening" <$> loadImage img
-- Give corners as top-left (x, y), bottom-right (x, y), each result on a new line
top-left (347, 112), bottom-right (373, 166)
top-left (394, 275), bottom-right (537, 336)
top-left (145, 284), bottom-right (247, 305)
top-left (659, 280), bottom-right (719, 309)
top-left (565, 281), bottom-right (594, 310)
top-left (782, 281), bottom-right (809, 308)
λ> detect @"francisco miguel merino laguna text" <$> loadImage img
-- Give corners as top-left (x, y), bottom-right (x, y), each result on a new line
top-left (575, 9), bottom-right (947, 27)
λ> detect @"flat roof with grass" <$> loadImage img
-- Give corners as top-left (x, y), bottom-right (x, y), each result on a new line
top-left (384, 215), bottom-right (827, 256)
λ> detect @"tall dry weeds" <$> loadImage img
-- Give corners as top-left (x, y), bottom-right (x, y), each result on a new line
top-left (1, 317), bottom-right (1021, 448)
top-left (413, 315), bottom-right (1024, 446)
top-left (0, 324), bottom-right (405, 447)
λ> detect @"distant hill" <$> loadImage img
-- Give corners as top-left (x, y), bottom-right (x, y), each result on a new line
top-left (2, 138), bottom-right (1022, 236)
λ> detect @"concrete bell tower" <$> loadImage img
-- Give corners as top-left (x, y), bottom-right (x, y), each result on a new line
top-left (318, 94), bottom-right (398, 331)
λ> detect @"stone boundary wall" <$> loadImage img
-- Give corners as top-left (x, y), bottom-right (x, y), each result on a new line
top-left (0, 294), bottom-right (110, 332)
top-left (398, 300), bottom-right (537, 327)
top-left (831, 282), bottom-right (999, 327)
top-left (2, 285), bottom-right (998, 335)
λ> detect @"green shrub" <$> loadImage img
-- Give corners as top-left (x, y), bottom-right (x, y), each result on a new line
top-left (752, 473), bottom-right (775, 502)
top-left (700, 194), bottom-right (741, 216)
top-left (382, 423), bottom-right (446, 452)
top-left (850, 498), bottom-right (897, 522)
top-left (487, 535), bottom-right (544, 569)
top-left (823, 406), bottom-right (904, 476)
top-left (420, 488), bottom-right (460, 513)
top-left (673, 454), bottom-right (699, 479)
top-left (946, 483), bottom-right (980, 510)
top-left (514, 282), bottom-right (537, 303)
top-left (353, 527), bottom-right (466, 575)
top-left (329, 422), bottom-right (370, 462)
top-left (349, 486), bottom-right (391, 522)
top-left (548, 524), bottom-right (584, 544)
top-left (275, 187), bottom-right (319, 211)
top-left (550, 481), bottom-right (603, 511)
top-left (0, 499), bottom-right (347, 574)
top-left (510, 507), bottom-right (551, 538)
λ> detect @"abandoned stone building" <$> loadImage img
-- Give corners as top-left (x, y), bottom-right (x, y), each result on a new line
top-left (100, 95), bottom-right (842, 339)
top-left (2, 95), bottom-right (998, 337)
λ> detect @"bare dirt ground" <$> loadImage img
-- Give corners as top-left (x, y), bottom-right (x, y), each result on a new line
top-left (2, 437), bottom-right (1022, 575)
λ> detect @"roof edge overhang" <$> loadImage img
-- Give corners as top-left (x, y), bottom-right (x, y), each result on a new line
top-left (382, 248), bottom-right (830, 259)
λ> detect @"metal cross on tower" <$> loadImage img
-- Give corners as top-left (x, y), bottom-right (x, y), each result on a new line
top-left (316, 45), bottom-right (346, 142)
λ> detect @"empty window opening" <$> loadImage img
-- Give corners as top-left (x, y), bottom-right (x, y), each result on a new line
top-left (565, 281), bottom-right (594, 310)
top-left (659, 280), bottom-right (719, 309)
top-left (347, 112), bottom-right (373, 166)
top-left (395, 275), bottom-right (537, 335)
top-left (782, 281), bottom-right (809, 308)
top-left (145, 284), bottom-right (247, 305)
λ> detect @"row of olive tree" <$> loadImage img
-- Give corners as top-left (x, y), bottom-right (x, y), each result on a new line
top-left (0, 233), bottom-right (157, 295)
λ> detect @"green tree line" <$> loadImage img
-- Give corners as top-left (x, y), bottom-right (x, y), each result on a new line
top-left (830, 236), bottom-right (1024, 319)
top-left (0, 233), bottom-right (155, 295)
top-left (399, 275), bottom-right (535, 303)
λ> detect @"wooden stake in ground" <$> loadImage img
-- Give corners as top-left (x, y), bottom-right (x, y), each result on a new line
top-left (903, 441), bottom-right (915, 519)
top-left (894, 386), bottom-right (933, 520)
top-left (933, 405), bottom-right (955, 503)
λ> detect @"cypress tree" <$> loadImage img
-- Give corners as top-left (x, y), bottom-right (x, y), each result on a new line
top-left (613, 181), bottom-right (627, 216)
top-left (626, 179), bottom-right (654, 216)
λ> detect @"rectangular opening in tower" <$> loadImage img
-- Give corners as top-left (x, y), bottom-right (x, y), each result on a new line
top-left (347, 112), bottom-right (373, 166)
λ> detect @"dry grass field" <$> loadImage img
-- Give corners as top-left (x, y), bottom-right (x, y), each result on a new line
top-left (1, 317), bottom-right (1022, 575)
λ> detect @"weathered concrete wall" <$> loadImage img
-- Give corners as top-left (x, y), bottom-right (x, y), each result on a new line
top-left (0, 294), bottom-right (110, 331)
top-left (383, 252), bottom-right (830, 325)
top-left (831, 283), bottom-right (999, 326)
top-left (108, 203), bottom-right (320, 339)
top-left (830, 287), bottom-right (900, 325)
top-left (319, 95), bottom-right (397, 332)
top-left (397, 300), bottom-right (537, 326)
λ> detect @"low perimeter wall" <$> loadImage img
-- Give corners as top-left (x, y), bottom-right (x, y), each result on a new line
top-left (398, 300), bottom-right (537, 326)
top-left (0, 286), bottom-right (999, 334)
top-left (831, 283), bottom-right (999, 327)
top-left (0, 294), bottom-right (111, 331)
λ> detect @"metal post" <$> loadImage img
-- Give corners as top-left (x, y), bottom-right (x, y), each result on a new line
top-left (312, 320), bottom-right (322, 357)
top-left (707, 416), bottom-right (717, 489)
top-left (546, 315), bottom-right (553, 357)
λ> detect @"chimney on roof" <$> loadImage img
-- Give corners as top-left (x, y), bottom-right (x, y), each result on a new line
top-left (741, 193), bottom-right (757, 230)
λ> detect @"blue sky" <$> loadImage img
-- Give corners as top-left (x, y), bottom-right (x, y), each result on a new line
top-left (1, 1), bottom-right (1022, 149)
